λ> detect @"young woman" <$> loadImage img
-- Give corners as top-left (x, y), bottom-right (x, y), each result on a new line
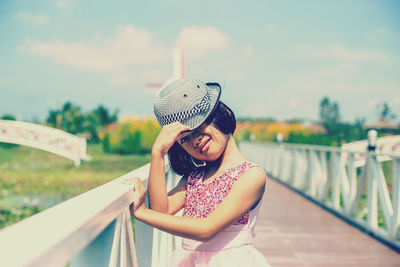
top-left (124, 78), bottom-right (270, 266)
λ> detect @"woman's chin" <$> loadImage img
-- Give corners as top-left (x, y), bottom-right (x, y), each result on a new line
top-left (203, 151), bottom-right (223, 162)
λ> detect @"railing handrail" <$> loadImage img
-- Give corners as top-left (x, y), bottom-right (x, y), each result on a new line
top-left (0, 119), bottom-right (90, 166)
top-left (240, 141), bottom-right (400, 251)
top-left (0, 163), bottom-right (150, 267)
top-left (246, 141), bottom-right (400, 159)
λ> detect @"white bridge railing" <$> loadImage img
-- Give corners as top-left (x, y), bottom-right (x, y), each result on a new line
top-left (0, 160), bottom-right (181, 267)
top-left (2, 137), bottom-right (399, 266)
top-left (240, 140), bottom-right (400, 250)
top-left (0, 120), bottom-right (89, 166)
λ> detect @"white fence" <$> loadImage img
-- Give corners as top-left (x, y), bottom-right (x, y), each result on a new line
top-left (0, 120), bottom-right (89, 166)
top-left (2, 138), bottom-right (399, 266)
top-left (240, 141), bottom-right (400, 250)
top-left (0, 161), bottom-right (181, 267)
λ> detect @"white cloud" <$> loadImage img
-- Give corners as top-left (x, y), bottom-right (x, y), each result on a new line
top-left (0, 78), bottom-right (10, 86)
top-left (280, 69), bottom-right (400, 97)
top-left (175, 26), bottom-right (229, 59)
top-left (242, 45), bottom-right (254, 57)
top-left (243, 103), bottom-right (270, 116)
top-left (391, 97), bottom-right (400, 106)
top-left (289, 99), bottom-right (300, 108)
top-left (141, 70), bottom-right (166, 81)
top-left (265, 23), bottom-right (275, 32)
top-left (365, 28), bottom-right (387, 42)
top-left (293, 43), bottom-right (386, 62)
top-left (110, 69), bottom-right (166, 87)
top-left (110, 73), bottom-right (132, 85)
top-left (56, 0), bottom-right (78, 9)
top-left (367, 99), bottom-right (378, 108)
top-left (22, 25), bottom-right (169, 71)
top-left (15, 11), bottom-right (50, 25)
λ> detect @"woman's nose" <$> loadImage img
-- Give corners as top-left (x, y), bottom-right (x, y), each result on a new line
top-left (193, 135), bottom-right (203, 147)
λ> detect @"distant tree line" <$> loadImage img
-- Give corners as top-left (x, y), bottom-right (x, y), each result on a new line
top-left (2, 98), bottom-right (399, 152)
top-left (286, 96), bottom-right (366, 146)
top-left (102, 118), bottom-right (160, 154)
top-left (46, 102), bottom-right (118, 143)
top-left (236, 97), bottom-right (399, 146)
top-left (286, 97), bottom-right (399, 146)
top-left (46, 102), bottom-right (161, 154)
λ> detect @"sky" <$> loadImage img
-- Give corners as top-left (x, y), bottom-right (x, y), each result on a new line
top-left (1, 0), bottom-right (399, 124)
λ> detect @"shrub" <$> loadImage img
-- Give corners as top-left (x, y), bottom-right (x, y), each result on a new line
top-left (0, 114), bottom-right (18, 149)
top-left (101, 118), bottom-right (160, 154)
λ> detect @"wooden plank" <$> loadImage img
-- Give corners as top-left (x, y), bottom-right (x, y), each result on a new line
top-left (254, 177), bottom-right (400, 266)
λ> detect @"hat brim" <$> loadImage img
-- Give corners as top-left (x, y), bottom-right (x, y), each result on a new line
top-left (180, 82), bottom-right (221, 131)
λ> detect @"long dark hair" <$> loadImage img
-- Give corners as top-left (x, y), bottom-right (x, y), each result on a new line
top-left (168, 101), bottom-right (236, 176)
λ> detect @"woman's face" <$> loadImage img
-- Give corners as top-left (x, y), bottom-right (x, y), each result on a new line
top-left (177, 123), bottom-right (229, 161)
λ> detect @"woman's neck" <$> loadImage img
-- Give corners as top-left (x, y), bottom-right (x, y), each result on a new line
top-left (218, 135), bottom-right (247, 169)
top-left (204, 135), bottom-right (247, 180)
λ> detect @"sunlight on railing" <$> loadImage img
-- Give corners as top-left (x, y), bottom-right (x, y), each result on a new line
top-left (0, 160), bottom-right (181, 267)
top-left (2, 134), bottom-right (399, 266)
top-left (240, 139), bottom-right (400, 250)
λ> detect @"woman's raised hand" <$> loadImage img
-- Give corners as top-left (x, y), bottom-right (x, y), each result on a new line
top-left (152, 122), bottom-right (191, 157)
top-left (122, 177), bottom-right (147, 217)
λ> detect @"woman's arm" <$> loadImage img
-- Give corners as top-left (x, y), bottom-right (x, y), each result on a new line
top-left (129, 167), bottom-right (267, 241)
top-left (165, 176), bottom-right (187, 215)
top-left (147, 122), bottom-right (190, 213)
top-left (148, 154), bottom-right (187, 214)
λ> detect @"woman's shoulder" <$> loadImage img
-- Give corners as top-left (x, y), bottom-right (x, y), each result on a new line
top-left (240, 162), bottom-right (267, 185)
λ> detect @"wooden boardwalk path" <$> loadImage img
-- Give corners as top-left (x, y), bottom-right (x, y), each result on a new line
top-left (254, 177), bottom-right (400, 267)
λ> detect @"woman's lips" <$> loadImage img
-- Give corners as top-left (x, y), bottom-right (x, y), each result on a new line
top-left (199, 138), bottom-right (210, 153)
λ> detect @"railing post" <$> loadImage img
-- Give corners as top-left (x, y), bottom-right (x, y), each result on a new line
top-left (319, 151), bottom-right (329, 201)
top-left (135, 196), bottom-right (155, 267)
top-left (238, 139), bottom-right (400, 248)
top-left (366, 154), bottom-right (379, 229)
top-left (345, 152), bottom-right (357, 216)
top-left (392, 159), bottom-right (400, 240)
top-left (330, 151), bottom-right (341, 209)
top-left (309, 150), bottom-right (319, 198)
top-left (276, 133), bottom-right (284, 179)
top-left (70, 219), bottom-right (118, 267)
top-left (367, 130), bottom-right (377, 151)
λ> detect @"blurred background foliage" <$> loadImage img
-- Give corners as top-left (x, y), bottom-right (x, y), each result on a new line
top-left (102, 118), bottom-right (160, 154)
top-left (234, 96), bottom-right (399, 146)
top-left (0, 144), bottom-right (150, 228)
top-left (0, 97), bottom-right (399, 228)
top-left (2, 97), bottom-right (399, 155)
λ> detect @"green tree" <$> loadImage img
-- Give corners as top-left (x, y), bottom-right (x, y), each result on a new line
top-left (319, 96), bottom-right (341, 127)
top-left (61, 102), bottom-right (85, 134)
top-left (83, 112), bottom-right (101, 142)
top-left (93, 105), bottom-right (118, 126)
top-left (46, 102), bottom-right (85, 134)
top-left (47, 102), bottom-right (118, 142)
top-left (1, 114), bottom-right (16, 121)
top-left (377, 102), bottom-right (396, 121)
top-left (83, 105), bottom-right (118, 142)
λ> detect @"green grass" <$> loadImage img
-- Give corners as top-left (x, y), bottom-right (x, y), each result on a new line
top-left (0, 144), bottom-right (150, 228)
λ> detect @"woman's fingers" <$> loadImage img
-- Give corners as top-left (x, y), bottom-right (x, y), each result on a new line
top-left (122, 176), bottom-right (141, 185)
top-left (122, 177), bottom-right (143, 192)
top-left (152, 122), bottom-right (191, 156)
top-left (165, 122), bottom-right (191, 137)
top-left (122, 177), bottom-right (147, 217)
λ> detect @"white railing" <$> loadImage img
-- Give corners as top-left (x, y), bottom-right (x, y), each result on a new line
top-left (240, 141), bottom-right (400, 249)
top-left (0, 120), bottom-right (89, 166)
top-left (0, 160), bottom-right (181, 267)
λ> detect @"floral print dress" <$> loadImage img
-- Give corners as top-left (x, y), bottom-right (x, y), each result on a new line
top-left (169, 162), bottom-right (270, 267)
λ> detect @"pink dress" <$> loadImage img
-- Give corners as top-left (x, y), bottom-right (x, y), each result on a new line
top-left (169, 162), bottom-right (270, 267)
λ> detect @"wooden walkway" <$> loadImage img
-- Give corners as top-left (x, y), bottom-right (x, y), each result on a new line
top-left (254, 177), bottom-right (400, 266)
